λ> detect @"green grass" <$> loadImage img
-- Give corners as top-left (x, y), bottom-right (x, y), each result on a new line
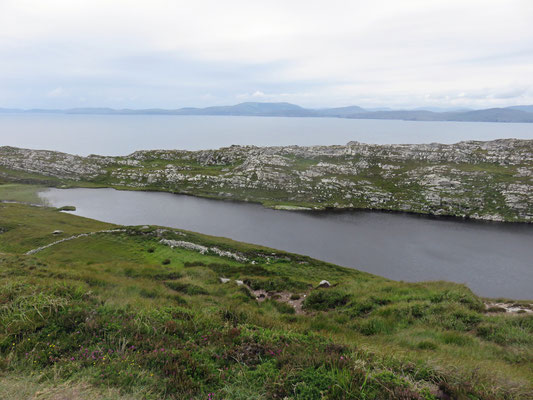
top-left (0, 183), bottom-right (47, 204)
top-left (0, 202), bottom-right (532, 399)
top-left (0, 202), bottom-right (112, 253)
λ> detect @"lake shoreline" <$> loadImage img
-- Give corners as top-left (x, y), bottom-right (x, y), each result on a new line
top-left (7, 187), bottom-right (533, 301)
top-left (48, 182), bottom-right (533, 226)
top-left (39, 186), bottom-right (533, 299)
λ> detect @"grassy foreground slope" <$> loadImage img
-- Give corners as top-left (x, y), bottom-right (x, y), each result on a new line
top-left (1, 201), bottom-right (532, 399)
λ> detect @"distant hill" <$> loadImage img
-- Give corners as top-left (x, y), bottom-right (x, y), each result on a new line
top-left (506, 105), bottom-right (533, 113)
top-left (411, 106), bottom-right (472, 113)
top-left (347, 108), bottom-right (533, 123)
top-left (2, 102), bottom-right (533, 122)
top-left (443, 108), bottom-right (533, 122)
top-left (363, 107), bottom-right (393, 112)
top-left (347, 110), bottom-right (440, 121)
top-left (313, 105), bottom-right (365, 117)
top-left (173, 102), bottom-right (316, 117)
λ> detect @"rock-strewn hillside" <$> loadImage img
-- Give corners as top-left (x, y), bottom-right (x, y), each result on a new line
top-left (1, 139), bottom-right (532, 222)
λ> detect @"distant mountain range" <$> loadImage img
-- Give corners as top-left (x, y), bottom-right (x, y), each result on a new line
top-left (1, 102), bottom-right (533, 122)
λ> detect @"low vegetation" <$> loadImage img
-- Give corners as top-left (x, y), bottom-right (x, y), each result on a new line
top-left (0, 198), bottom-right (532, 399)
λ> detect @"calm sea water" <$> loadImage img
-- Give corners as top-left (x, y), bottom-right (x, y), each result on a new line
top-left (40, 188), bottom-right (533, 299)
top-left (1, 113), bottom-right (532, 156)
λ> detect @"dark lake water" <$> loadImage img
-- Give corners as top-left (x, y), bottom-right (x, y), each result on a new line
top-left (2, 114), bottom-right (533, 156)
top-left (40, 188), bottom-right (533, 300)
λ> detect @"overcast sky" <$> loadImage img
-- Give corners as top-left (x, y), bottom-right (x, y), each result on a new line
top-left (1, 0), bottom-right (532, 109)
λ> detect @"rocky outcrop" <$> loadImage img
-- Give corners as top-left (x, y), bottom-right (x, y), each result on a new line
top-left (159, 239), bottom-right (248, 262)
top-left (1, 139), bottom-right (531, 222)
top-left (0, 146), bottom-right (110, 180)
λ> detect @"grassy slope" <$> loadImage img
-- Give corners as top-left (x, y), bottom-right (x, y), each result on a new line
top-left (0, 200), bottom-right (532, 399)
top-left (0, 183), bottom-right (47, 205)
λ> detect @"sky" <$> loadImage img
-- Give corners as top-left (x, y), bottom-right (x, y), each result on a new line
top-left (1, 0), bottom-right (532, 109)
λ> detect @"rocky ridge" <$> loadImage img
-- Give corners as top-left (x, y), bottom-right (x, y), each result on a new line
top-left (0, 139), bottom-right (531, 222)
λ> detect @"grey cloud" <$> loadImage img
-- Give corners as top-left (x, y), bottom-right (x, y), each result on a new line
top-left (1, 1), bottom-right (533, 109)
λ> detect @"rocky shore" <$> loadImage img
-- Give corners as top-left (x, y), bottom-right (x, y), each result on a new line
top-left (1, 139), bottom-right (531, 222)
